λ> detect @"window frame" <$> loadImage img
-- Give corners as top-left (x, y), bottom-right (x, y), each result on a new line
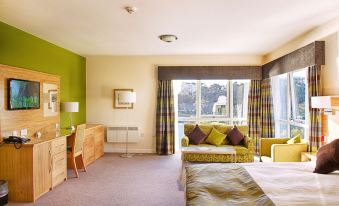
top-left (175, 79), bottom-right (249, 125)
top-left (272, 68), bottom-right (309, 139)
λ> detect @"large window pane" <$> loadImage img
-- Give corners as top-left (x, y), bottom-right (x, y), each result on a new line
top-left (177, 80), bottom-right (197, 117)
top-left (291, 70), bottom-right (307, 121)
top-left (272, 74), bottom-right (289, 138)
top-left (232, 80), bottom-right (249, 118)
top-left (201, 80), bottom-right (228, 116)
top-left (279, 123), bottom-right (288, 137)
top-left (177, 120), bottom-right (195, 149)
top-left (200, 120), bottom-right (231, 125)
top-left (290, 125), bottom-right (305, 139)
top-left (272, 74), bottom-right (288, 121)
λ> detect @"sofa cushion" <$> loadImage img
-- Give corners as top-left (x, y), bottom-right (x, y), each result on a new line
top-left (287, 134), bottom-right (301, 144)
top-left (205, 128), bottom-right (226, 146)
top-left (314, 139), bottom-right (339, 174)
top-left (184, 124), bottom-right (234, 136)
top-left (188, 125), bottom-right (207, 145)
top-left (226, 126), bottom-right (245, 145)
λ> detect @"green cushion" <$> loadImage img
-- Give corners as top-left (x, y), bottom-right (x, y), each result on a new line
top-left (287, 134), bottom-right (301, 144)
top-left (205, 128), bottom-right (226, 146)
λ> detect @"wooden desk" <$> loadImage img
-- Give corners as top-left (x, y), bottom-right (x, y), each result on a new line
top-left (0, 130), bottom-right (71, 202)
top-left (67, 124), bottom-right (104, 169)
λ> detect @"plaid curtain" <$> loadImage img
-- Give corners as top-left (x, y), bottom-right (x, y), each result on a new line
top-left (248, 80), bottom-right (262, 154)
top-left (156, 80), bottom-right (175, 155)
top-left (261, 79), bottom-right (275, 138)
top-left (308, 65), bottom-right (322, 152)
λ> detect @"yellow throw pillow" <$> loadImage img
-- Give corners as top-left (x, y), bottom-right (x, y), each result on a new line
top-left (287, 134), bottom-right (301, 144)
top-left (205, 128), bottom-right (226, 146)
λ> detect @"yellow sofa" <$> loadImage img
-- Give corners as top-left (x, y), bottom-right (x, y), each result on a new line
top-left (181, 124), bottom-right (254, 163)
top-left (260, 138), bottom-right (308, 162)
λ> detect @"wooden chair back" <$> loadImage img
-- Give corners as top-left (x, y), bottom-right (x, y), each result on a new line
top-left (74, 124), bottom-right (86, 154)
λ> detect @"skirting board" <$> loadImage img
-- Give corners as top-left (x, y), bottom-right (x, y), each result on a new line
top-left (104, 147), bottom-right (156, 154)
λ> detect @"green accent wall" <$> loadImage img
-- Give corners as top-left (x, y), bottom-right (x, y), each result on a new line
top-left (0, 21), bottom-right (86, 128)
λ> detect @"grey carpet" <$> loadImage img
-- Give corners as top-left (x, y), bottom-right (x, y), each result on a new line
top-left (10, 153), bottom-right (184, 206)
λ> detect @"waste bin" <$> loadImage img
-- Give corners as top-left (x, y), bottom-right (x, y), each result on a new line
top-left (0, 180), bottom-right (8, 205)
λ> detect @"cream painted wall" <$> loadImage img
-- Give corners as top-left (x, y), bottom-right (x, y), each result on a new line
top-left (263, 16), bottom-right (339, 142)
top-left (86, 55), bottom-right (262, 153)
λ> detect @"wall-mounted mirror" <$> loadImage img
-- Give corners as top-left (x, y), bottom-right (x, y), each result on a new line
top-left (43, 83), bottom-right (58, 117)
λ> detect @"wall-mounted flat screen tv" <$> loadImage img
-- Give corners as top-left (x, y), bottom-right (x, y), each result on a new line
top-left (8, 78), bottom-right (40, 110)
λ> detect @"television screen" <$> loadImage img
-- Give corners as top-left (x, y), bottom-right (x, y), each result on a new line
top-left (8, 78), bottom-right (40, 110)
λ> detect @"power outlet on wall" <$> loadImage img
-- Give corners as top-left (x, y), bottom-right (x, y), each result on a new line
top-left (21, 129), bottom-right (28, 138)
top-left (140, 132), bottom-right (144, 137)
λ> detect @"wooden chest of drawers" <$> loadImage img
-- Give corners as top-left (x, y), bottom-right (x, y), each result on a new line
top-left (0, 134), bottom-right (68, 202)
top-left (72, 124), bottom-right (104, 168)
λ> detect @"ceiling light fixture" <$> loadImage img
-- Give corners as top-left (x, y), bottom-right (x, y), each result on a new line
top-left (159, 34), bottom-right (178, 43)
top-left (125, 6), bottom-right (137, 14)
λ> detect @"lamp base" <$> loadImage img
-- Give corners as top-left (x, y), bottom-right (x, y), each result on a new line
top-left (120, 153), bottom-right (134, 158)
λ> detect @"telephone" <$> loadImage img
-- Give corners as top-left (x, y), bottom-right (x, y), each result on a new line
top-left (2, 136), bottom-right (30, 149)
top-left (3, 136), bottom-right (30, 144)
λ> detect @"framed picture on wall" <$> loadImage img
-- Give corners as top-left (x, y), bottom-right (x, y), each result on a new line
top-left (48, 89), bottom-right (57, 110)
top-left (113, 89), bottom-right (134, 109)
top-left (43, 83), bottom-right (58, 117)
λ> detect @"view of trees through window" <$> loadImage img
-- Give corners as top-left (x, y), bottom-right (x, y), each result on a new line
top-left (177, 81), bottom-right (196, 117)
top-left (201, 80), bottom-right (228, 116)
top-left (174, 80), bottom-right (249, 148)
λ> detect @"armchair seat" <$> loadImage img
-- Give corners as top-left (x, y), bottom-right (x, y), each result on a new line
top-left (260, 138), bottom-right (308, 162)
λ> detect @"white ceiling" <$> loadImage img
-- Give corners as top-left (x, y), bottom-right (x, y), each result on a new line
top-left (1, 0), bottom-right (339, 56)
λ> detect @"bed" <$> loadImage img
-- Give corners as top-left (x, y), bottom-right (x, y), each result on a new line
top-left (185, 162), bottom-right (339, 206)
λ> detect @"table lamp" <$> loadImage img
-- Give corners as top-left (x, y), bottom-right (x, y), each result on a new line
top-left (118, 91), bottom-right (136, 158)
top-left (62, 102), bottom-right (79, 130)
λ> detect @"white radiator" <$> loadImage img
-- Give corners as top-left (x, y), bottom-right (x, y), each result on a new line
top-left (107, 125), bottom-right (139, 143)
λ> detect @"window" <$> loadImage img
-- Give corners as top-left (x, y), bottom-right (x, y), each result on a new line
top-left (272, 68), bottom-right (308, 139)
top-left (174, 80), bottom-right (250, 149)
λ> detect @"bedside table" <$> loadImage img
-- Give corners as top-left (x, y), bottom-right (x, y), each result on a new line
top-left (301, 152), bottom-right (317, 162)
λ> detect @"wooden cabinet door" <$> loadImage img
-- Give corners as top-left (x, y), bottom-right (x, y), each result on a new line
top-left (51, 137), bottom-right (67, 188)
top-left (94, 126), bottom-right (104, 159)
top-left (33, 142), bottom-right (52, 199)
top-left (83, 128), bottom-right (95, 166)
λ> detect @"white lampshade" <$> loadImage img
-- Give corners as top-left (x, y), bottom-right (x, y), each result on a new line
top-left (62, 102), bottom-right (79, 112)
top-left (118, 91), bottom-right (136, 104)
top-left (311, 96), bottom-right (339, 109)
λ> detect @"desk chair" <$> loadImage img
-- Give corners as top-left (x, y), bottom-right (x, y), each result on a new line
top-left (67, 124), bottom-right (87, 178)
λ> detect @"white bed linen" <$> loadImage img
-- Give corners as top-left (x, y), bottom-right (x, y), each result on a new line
top-left (243, 162), bottom-right (339, 206)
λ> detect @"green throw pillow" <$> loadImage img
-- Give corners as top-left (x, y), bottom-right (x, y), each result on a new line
top-left (287, 134), bottom-right (301, 144)
top-left (205, 128), bottom-right (226, 146)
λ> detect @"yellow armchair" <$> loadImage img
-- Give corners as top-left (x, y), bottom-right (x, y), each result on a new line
top-left (260, 138), bottom-right (308, 162)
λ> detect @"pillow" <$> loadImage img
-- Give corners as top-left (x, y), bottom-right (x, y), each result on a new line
top-left (226, 126), bottom-right (245, 146)
top-left (287, 134), bottom-right (301, 144)
top-left (188, 125), bottom-right (207, 145)
top-left (314, 139), bottom-right (339, 174)
top-left (205, 128), bottom-right (226, 146)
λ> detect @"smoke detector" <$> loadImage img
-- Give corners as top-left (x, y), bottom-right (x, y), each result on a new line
top-left (159, 34), bottom-right (178, 43)
top-left (125, 6), bottom-right (137, 14)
